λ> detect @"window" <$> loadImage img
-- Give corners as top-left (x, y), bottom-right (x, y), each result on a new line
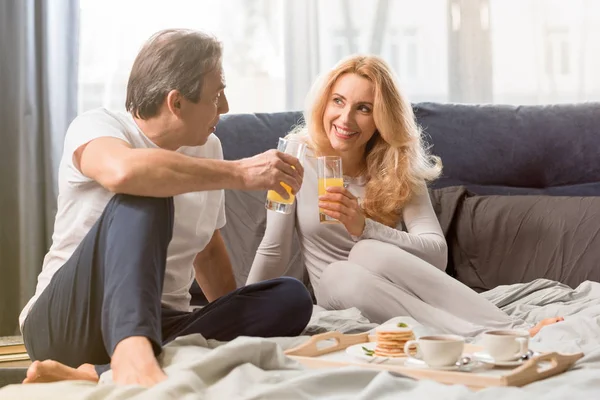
top-left (78, 0), bottom-right (600, 115)
top-left (545, 28), bottom-right (571, 77)
top-left (388, 29), bottom-right (419, 81)
top-left (78, 0), bottom-right (285, 114)
top-left (401, 29), bottom-right (419, 80)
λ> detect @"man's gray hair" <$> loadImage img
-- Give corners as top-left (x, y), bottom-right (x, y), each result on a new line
top-left (126, 29), bottom-right (223, 119)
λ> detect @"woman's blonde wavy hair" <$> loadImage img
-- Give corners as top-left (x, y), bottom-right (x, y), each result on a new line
top-left (293, 55), bottom-right (442, 227)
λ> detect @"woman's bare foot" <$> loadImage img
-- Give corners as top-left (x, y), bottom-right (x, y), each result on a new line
top-left (23, 361), bottom-right (98, 384)
top-left (111, 336), bottom-right (167, 387)
top-left (529, 317), bottom-right (565, 337)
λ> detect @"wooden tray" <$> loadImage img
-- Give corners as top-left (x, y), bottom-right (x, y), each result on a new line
top-left (285, 331), bottom-right (583, 390)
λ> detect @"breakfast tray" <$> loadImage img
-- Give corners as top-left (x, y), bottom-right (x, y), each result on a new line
top-left (285, 331), bottom-right (583, 390)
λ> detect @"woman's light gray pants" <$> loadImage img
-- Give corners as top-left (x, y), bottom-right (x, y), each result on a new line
top-left (315, 240), bottom-right (528, 337)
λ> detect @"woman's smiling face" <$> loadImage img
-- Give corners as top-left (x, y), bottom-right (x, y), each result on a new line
top-left (322, 73), bottom-right (378, 156)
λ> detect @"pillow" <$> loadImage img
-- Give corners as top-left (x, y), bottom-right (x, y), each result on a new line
top-left (447, 192), bottom-right (600, 292)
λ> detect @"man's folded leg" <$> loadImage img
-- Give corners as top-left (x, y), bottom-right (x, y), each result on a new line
top-left (22, 194), bottom-right (174, 381)
top-left (161, 277), bottom-right (313, 343)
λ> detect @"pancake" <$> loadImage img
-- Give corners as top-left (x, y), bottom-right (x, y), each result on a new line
top-left (373, 324), bottom-right (415, 358)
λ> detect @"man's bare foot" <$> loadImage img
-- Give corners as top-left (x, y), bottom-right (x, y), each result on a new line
top-left (529, 317), bottom-right (565, 337)
top-left (111, 336), bottom-right (167, 387)
top-left (23, 361), bottom-right (98, 384)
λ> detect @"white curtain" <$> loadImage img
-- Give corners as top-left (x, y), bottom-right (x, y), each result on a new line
top-left (76, 0), bottom-right (600, 116)
top-left (290, 0), bottom-right (600, 106)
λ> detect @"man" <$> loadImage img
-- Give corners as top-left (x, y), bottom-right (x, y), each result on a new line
top-left (19, 29), bottom-right (313, 386)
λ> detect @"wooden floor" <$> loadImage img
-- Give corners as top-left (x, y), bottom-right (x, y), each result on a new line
top-left (0, 336), bottom-right (24, 347)
top-left (0, 335), bottom-right (30, 369)
top-left (0, 360), bottom-right (30, 368)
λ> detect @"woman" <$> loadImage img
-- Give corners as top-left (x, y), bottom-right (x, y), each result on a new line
top-left (247, 55), bottom-right (561, 337)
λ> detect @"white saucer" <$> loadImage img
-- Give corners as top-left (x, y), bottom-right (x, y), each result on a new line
top-left (345, 342), bottom-right (405, 365)
top-left (473, 351), bottom-right (539, 367)
top-left (403, 357), bottom-right (460, 371)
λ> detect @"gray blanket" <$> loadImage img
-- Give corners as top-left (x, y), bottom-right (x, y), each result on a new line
top-left (2, 279), bottom-right (600, 399)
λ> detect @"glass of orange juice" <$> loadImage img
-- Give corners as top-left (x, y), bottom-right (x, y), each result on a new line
top-left (265, 137), bottom-right (306, 214)
top-left (317, 156), bottom-right (344, 224)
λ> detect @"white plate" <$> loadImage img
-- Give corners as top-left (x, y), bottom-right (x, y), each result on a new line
top-left (347, 321), bottom-right (415, 365)
top-left (345, 342), bottom-right (405, 365)
top-left (346, 343), bottom-right (474, 370)
top-left (473, 351), bottom-right (539, 367)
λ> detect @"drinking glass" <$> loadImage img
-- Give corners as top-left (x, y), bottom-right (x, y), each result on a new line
top-left (265, 137), bottom-right (306, 214)
top-left (317, 156), bottom-right (344, 224)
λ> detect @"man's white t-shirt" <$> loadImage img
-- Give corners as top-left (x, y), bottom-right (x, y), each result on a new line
top-left (18, 108), bottom-right (226, 330)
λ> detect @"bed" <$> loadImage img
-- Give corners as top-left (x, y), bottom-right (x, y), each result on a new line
top-left (1, 279), bottom-right (599, 399)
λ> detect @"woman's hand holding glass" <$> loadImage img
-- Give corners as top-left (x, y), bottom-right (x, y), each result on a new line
top-left (318, 186), bottom-right (366, 236)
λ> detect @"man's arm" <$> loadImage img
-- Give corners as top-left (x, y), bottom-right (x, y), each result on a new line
top-left (193, 230), bottom-right (236, 302)
top-left (75, 137), bottom-right (304, 198)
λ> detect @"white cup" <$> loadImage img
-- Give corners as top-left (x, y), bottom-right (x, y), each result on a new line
top-left (481, 329), bottom-right (529, 361)
top-left (403, 335), bottom-right (465, 368)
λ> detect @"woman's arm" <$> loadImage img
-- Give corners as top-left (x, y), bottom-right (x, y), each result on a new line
top-left (246, 203), bottom-right (298, 284)
top-left (353, 189), bottom-right (448, 271)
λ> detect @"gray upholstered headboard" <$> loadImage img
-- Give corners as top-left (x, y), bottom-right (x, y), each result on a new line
top-left (214, 112), bottom-right (306, 287)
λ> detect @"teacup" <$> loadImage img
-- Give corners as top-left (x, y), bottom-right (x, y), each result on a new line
top-left (481, 329), bottom-right (529, 361)
top-left (403, 335), bottom-right (465, 368)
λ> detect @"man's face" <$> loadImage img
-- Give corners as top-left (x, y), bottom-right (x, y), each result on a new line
top-left (179, 65), bottom-right (229, 146)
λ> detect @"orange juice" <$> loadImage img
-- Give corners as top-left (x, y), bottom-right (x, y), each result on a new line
top-left (265, 139), bottom-right (306, 214)
top-left (318, 177), bottom-right (344, 223)
top-left (267, 183), bottom-right (294, 205)
top-left (266, 165), bottom-right (297, 205)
